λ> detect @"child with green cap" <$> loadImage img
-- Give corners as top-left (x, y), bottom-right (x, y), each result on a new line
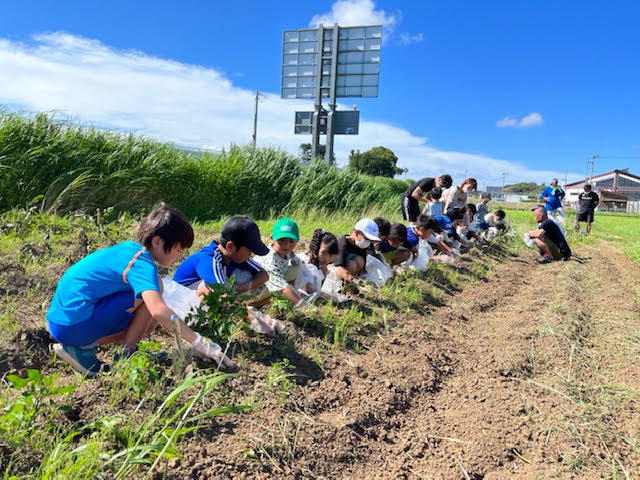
top-left (255, 217), bottom-right (304, 306)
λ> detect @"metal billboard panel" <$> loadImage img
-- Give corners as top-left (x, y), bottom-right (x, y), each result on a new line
top-left (332, 111), bottom-right (360, 134)
top-left (294, 110), bottom-right (359, 135)
top-left (282, 25), bottom-right (381, 99)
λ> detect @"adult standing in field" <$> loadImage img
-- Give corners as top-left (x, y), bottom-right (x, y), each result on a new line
top-left (574, 184), bottom-right (600, 235)
top-left (526, 205), bottom-right (571, 263)
top-left (539, 178), bottom-right (566, 224)
top-left (442, 177), bottom-right (478, 216)
top-left (401, 174), bottom-right (453, 224)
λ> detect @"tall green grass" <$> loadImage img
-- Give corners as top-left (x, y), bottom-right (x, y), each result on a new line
top-left (0, 111), bottom-right (409, 220)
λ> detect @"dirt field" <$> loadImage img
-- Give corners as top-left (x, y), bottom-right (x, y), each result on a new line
top-left (2, 235), bottom-right (639, 479)
top-left (151, 242), bottom-right (634, 479)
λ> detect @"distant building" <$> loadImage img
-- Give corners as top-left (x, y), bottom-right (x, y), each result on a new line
top-left (565, 168), bottom-right (640, 212)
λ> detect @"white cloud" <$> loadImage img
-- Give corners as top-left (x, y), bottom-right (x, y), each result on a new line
top-left (519, 112), bottom-right (543, 127)
top-left (496, 116), bottom-right (518, 128)
top-left (309, 0), bottom-right (397, 33)
top-left (0, 33), bottom-right (579, 188)
top-left (399, 32), bottom-right (424, 45)
top-left (497, 112), bottom-right (544, 128)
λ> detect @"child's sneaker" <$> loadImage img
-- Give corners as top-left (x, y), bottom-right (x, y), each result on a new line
top-left (51, 343), bottom-right (108, 377)
top-left (538, 256), bottom-right (554, 264)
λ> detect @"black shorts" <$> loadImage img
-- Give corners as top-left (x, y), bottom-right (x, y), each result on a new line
top-left (402, 195), bottom-right (420, 222)
top-left (577, 210), bottom-right (594, 223)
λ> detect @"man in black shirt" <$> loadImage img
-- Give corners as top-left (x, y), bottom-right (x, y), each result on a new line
top-left (527, 206), bottom-right (572, 263)
top-left (574, 184), bottom-right (600, 235)
top-left (402, 174), bottom-right (452, 224)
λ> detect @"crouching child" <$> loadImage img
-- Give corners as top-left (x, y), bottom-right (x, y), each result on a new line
top-left (173, 215), bottom-right (283, 335)
top-left (334, 218), bottom-right (381, 283)
top-left (255, 217), bottom-right (308, 307)
top-left (46, 202), bottom-right (233, 377)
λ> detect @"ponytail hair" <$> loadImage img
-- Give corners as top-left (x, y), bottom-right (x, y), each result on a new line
top-left (308, 229), bottom-right (338, 267)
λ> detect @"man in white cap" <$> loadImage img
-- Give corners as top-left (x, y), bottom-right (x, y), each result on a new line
top-left (334, 218), bottom-right (381, 282)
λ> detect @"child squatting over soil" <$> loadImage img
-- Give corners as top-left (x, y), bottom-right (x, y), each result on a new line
top-left (46, 202), bottom-right (233, 376)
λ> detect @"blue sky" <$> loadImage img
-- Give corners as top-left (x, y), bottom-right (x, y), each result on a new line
top-left (1, 0), bottom-right (639, 187)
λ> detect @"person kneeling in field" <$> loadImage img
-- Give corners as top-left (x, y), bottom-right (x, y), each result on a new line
top-left (254, 218), bottom-right (308, 307)
top-left (296, 229), bottom-right (339, 294)
top-left (377, 222), bottom-right (413, 266)
top-left (406, 214), bottom-right (451, 255)
top-left (173, 215), bottom-right (283, 335)
top-left (46, 203), bottom-right (232, 377)
top-left (526, 205), bottom-right (571, 264)
top-left (334, 218), bottom-right (381, 283)
top-left (433, 208), bottom-right (469, 253)
top-left (368, 217), bottom-right (411, 266)
top-left (422, 187), bottom-right (444, 216)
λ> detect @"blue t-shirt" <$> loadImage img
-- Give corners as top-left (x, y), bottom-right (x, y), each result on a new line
top-left (474, 202), bottom-right (489, 222)
top-left (425, 201), bottom-right (443, 216)
top-left (405, 227), bottom-right (420, 248)
top-left (47, 241), bottom-right (160, 326)
top-left (378, 240), bottom-right (397, 253)
top-left (173, 241), bottom-right (262, 286)
top-left (433, 214), bottom-right (455, 234)
top-left (540, 186), bottom-right (565, 211)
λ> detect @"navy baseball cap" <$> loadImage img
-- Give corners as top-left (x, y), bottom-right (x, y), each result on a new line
top-left (221, 216), bottom-right (269, 256)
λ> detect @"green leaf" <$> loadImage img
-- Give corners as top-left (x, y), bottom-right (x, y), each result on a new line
top-left (6, 374), bottom-right (29, 389)
top-left (26, 369), bottom-right (43, 384)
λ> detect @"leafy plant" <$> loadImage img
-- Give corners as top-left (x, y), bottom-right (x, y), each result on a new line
top-left (186, 278), bottom-right (248, 345)
top-left (126, 342), bottom-right (162, 397)
top-left (0, 369), bottom-right (74, 447)
top-left (269, 291), bottom-right (294, 318)
top-left (266, 359), bottom-right (295, 399)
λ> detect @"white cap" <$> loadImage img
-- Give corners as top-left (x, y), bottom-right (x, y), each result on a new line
top-left (354, 218), bottom-right (381, 241)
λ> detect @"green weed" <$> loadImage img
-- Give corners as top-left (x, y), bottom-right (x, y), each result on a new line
top-left (0, 369), bottom-right (74, 447)
top-left (266, 359), bottom-right (295, 399)
top-left (186, 279), bottom-right (248, 345)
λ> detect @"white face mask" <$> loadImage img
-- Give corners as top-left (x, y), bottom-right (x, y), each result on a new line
top-left (356, 238), bottom-right (371, 249)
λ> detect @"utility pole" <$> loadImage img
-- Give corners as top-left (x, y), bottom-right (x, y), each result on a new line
top-left (501, 172), bottom-right (507, 200)
top-left (252, 90), bottom-right (259, 147)
top-left (587, 154), bottom-right (598, 184)
top-left (324, 24), bottom-right (339, 165)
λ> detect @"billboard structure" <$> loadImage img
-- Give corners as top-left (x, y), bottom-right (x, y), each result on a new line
top-left (281, 24), bottom-right (382, 163)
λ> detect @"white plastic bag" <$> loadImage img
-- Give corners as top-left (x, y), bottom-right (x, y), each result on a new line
top-left (321, 266), bottom-right (344, 297)
top-left (361, 255), bottom-right (393, 287)
top-left (523, 232), bottom-right (535, 247)
top-left (402, 242), bottom-right (432, 271)
top-left (161, 277), bottom-right (204, 323)
top-left (294, 263), bottom-right (325, 293)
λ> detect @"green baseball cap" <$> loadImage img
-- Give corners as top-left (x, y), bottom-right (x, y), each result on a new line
top-left (272, 217), bottom-right (299, 241)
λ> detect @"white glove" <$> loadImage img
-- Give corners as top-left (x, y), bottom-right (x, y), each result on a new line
top-left (191, 334), bottom-right (233, 369)
top-left (247, 307), bottom-right (286, 336)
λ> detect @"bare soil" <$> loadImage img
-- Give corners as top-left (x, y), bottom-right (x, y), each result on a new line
top-left (171, 244), bottom-right (640, 479)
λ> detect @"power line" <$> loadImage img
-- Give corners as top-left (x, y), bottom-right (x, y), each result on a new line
top-left (260, 93), bottom-right (312, 106)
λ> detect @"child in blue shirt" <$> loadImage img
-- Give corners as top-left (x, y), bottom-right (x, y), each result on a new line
top-left (422, 187), bottom-right (444, 216)
top-left (173, 216), bottom-right (283, 336)
top-left (47, 203), bottom-right (232, 377)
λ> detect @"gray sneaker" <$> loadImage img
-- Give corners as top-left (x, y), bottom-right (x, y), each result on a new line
top-left (538, 256), bottom-right (554, 264)
top-left (51, 343), bottom-right (109, 377)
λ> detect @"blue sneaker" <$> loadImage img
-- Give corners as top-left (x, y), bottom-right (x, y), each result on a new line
top-left (51, 343), bottom-right (109, 377)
